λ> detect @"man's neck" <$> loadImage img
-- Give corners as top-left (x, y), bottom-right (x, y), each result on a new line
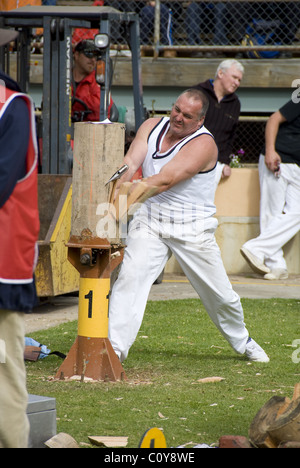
top-left (212, 79), bottom-right (226, 103)
top-left (164, 121), bottom-right (200, 149)
top-left (164, 131), bottom-right (182, 146)
top-left (73, 67), bottom-right (88, 83)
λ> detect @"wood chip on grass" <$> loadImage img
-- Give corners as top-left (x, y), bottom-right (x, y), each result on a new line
top-left (88, 436), bottom-right (128, 448)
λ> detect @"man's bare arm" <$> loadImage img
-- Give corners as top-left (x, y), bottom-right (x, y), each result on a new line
top-left (114, 118), bottom-right (160, 186)
top-left (265, 110), bottom-right (286, 173)
top-left (144, 134), bottom-right (218, 194)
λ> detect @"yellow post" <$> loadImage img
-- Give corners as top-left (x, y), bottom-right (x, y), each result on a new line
top-left (78, 277), bottom-right (110, 338)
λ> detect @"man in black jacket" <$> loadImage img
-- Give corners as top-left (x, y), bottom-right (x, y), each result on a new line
top-left (192, 59), bottom-right (244, 188)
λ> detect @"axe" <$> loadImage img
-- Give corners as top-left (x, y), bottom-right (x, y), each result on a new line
top-left (105, 164), bottom-right (129, 186)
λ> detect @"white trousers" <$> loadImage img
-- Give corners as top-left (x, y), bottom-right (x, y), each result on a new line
top-left (108, 211), bottom-right (249, 362)
top-left (243, 155), bottom-right (300, 270)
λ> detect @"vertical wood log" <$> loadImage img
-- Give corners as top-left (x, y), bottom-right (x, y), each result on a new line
top-left (71, 122), bottom-right (125, 244)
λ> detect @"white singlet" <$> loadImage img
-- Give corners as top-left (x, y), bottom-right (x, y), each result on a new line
top-left (142, 117), bottom-right (217, 226)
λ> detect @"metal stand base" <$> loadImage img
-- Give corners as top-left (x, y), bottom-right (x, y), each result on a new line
top-left (55, 335), bottom-right (126, 382)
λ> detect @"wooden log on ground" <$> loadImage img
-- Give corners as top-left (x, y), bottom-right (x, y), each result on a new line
top-left (248, 395), bottom-right (286, 448)
top-left (267, 384), bottom-right (300, 446)
top-left (249, 383), bottom-right (300, 448)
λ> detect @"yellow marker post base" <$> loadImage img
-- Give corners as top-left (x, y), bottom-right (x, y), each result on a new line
top-left (55, 241), bottom-right (126, 382)
top-left (54, 334), bottom-right (126, 382)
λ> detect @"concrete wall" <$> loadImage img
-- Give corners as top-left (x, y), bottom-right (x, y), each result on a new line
top-left (165, 168), bottom-right (300, 275)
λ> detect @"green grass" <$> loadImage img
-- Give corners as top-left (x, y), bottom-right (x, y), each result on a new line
top-left (26, 298), bottom-right (300, 448)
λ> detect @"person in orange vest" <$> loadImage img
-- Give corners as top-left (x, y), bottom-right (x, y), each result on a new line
top-left (0, 28), bottom-right (40, 448)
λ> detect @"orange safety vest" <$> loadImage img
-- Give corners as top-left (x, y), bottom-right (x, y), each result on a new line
top-left (0, 0), bottom-right (41, 10)
top-left (0, 86), bottom-right (40, 284)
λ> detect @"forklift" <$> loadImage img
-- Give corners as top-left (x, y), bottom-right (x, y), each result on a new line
top-left (0, 5), bottom-right (146, 297)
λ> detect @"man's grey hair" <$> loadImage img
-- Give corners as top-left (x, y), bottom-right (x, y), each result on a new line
top-left (215, 59), bottom-right (244, 78)
top-left (179, 88), bottom-right (209, 119)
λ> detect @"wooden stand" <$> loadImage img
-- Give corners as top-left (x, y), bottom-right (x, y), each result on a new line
top-left (54, 237), bottom-right (126, 382)
top-left (55, 122), bottom-right (127, 381)
top-left (56, 336), bottom-right (126, 382)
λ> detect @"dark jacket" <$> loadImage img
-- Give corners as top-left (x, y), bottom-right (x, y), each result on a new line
top-left (192, 79), bottom-right (241, 165)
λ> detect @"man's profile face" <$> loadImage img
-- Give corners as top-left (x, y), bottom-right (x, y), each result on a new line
top-left (74, 49), bottom-right (98, 76)
top-left (218, 65), bottom-right (243, 95)
top-left (169, 94), bottom-right (204, 138)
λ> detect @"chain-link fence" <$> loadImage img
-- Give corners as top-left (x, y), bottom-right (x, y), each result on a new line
top-left (57, 1), bottom-right (300, 56)
top-left (102, 0), bottom-right (300, 57)
top-left (57, 1), bottom-right (297, 164)
top-left (103, 1), bottom-right (296, 164)
top-left (230, 117), bottom-right (266, 165)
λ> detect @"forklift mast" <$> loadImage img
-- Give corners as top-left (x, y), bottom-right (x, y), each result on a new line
top-left (0, 6), bottom-right (145, 174)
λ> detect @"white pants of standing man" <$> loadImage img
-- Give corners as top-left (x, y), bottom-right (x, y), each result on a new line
top-left (243, 154), bottom-right (300, 272)
top-left (108, 210), bottom-right (249, 363)
top-left (0, 310), bottom-right (29, 448)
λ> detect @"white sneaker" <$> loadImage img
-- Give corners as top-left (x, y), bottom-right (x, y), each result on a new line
top-left (264, 269), bottom-right (289, 280)
top-left (240, 247), bottom-right (270, 275)
top-left (245, 338), bottom-right (269, 362)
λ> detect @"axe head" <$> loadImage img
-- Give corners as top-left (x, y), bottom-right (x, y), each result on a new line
top-left (105, 164), bottom-right (129, 186)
